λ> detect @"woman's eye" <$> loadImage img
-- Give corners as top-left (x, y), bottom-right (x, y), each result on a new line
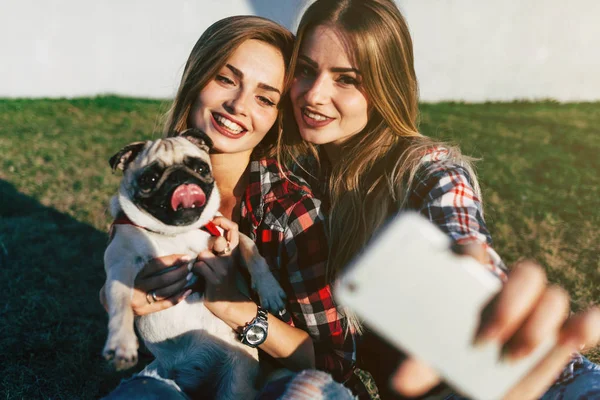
top-left (296, 65), bottom-right (314, 78)
top-left (338, 75), bottom-right (359, 86)
top-left (216, 75), bottom-right (234, 85)
top-left (258, 96), bottom-right (276, 107)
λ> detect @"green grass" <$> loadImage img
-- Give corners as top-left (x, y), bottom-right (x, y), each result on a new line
top-left (0, 97), bottom-right (598, 398)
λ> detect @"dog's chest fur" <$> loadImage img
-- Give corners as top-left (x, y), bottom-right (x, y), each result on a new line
top-left (127, 227), bottom-right (212, 340)
top-left (110, 224), bottom-right (239, 341)
top-left (109, 223), bottom-right (260, 394)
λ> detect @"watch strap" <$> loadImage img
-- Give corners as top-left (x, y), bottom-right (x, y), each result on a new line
top-left (255, 306), bottom-right (268, 323)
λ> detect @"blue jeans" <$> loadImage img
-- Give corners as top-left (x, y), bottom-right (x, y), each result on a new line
top-left (257, 357), bottom-right (600, 400)
top-left (104, 369), bottom-right (355, 400)
top-left (256, 370), bottom-right (355, 400)
top-left (103, 357), bottom-right (599, 400)
top-left (537, 355), bottom-right (600, 400)
top-left (102, 369), bottom-right (189, 400)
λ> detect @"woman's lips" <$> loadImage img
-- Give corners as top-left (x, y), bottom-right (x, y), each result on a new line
top-left (300, 107), bottom-right (334, 128)
top-left (210, 113), bottom-right (248, 139)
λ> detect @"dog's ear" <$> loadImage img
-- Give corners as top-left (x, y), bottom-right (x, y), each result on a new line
top-left (179, 128), bottom-right (213, 153)
top-left (109, 141), bottom-right (147, 172)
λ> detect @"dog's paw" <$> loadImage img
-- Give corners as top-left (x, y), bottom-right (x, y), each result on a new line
top-left (252, 273), bottom-right (287, 314)
top-left (102, 332), bottom-right (139, 371)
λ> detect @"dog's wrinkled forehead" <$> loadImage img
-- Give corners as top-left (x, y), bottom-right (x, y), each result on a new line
top-left (135, 137), bottom-right (210, 169)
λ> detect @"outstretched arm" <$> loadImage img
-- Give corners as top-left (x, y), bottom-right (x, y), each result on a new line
top-left (393, 163), bottom-right (600, 398)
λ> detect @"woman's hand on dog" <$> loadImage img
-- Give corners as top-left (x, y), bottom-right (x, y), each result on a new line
top-left (132, 217), bottom-right (241, 316)
top-left (99, 217), bottom-right (243, 317)
top-left (390, 243), bottom-right (600, 399)
top-left (98, 254), bottom-right (193, 316)
top-left (192, 217), bottom-right (246, 318)
top-left (193, 216), bottom-right (240, 287)
top-left (130, 254), bottom-right (195, 316)
top-left (210, 216), bottom-right (240, 251)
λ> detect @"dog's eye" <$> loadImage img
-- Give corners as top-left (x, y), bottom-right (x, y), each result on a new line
top-left (189, 161), bottom-right (209, 176)
top-left (138, 171), bottom-right (160, 191)
top-left (184, 157), bottom-right (210, 176)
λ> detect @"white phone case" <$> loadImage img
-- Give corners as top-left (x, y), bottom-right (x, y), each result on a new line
top-left (335, 212), bottom-right (555, 400)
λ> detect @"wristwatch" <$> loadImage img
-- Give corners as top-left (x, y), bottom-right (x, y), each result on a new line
top-left (240, 306), bottom-right (268, 348)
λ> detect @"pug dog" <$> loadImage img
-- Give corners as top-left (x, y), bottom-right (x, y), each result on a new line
top-left (102, 129), bottom-right (286, 399)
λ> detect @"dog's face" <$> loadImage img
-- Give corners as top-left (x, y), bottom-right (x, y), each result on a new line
top-left (110, 129), bottom-right (218, 229)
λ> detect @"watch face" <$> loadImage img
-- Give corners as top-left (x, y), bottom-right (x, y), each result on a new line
top-left (246, 325), bottom-right (266, 345)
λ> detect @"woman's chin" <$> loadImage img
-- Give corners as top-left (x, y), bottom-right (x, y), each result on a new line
top-left (299, 130), bottom-right (330, 146)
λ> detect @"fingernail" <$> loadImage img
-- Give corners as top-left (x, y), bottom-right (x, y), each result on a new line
top-left (500, 346), bottom-right (527, 364)
top-left (472, 336), bottom-right (486, 348)
top-left (565, 340), bottom-right (586, 353)
top-left (182, 289), bottom-right (192, 298)
top-left (558, 335), bottom-right (585, 352)
top-left (473, 326), bottom-right (499, 347)
top-left (180, 255), bottom-right (193, 262)
top-left (186, 272), bottom-right (193, 281)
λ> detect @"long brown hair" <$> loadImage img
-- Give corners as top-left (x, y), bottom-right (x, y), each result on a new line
top-left (279, 0), bottom-right (478, 332)
top-left (164, 15), bottom-right (294, 158)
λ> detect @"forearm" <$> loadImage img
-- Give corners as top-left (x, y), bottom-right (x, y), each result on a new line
top-left (413, 163), bottom-right (508, 279)
top-left (214, 295), bottom-right (316, 371)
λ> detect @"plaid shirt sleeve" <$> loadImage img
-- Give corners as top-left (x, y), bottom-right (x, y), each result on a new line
top-left (409, 159), bottom-right (508, 281)
top-left (281, 195), bottom-right (357, 382)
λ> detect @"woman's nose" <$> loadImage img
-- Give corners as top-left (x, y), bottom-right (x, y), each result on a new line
top-left (224, 88), bottom-right (249, 116)
top-left (303, 75), bottom-right (331, 106)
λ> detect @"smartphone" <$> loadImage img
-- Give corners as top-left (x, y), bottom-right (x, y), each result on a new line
top-left (335, 212), bottom-right (555, 400)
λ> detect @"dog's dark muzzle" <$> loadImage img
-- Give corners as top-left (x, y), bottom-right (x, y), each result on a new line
top-left (155, 165), bottom-right (214, 191)
top-left (134, 164), bottom-right (215, 226)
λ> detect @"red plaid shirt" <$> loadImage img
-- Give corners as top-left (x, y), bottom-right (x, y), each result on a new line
top-left (239, 157), bottom-right (356, 382)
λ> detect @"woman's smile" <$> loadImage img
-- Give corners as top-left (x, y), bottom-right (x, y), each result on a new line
top-left (300, 107), bottom-right (335, 128)
top-left (210, 112), bottom-right (248, 138)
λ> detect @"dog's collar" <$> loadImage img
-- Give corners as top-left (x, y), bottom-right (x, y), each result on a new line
top-left (201, 220), bottom-right (222, 237)
top-left (109, 214), bottom-right (222, 238)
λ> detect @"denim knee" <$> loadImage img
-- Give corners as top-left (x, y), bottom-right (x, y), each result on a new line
top-left (102, 375), bottom-right (190, 400)
top-left (257, 369), bottom-right (355, 400)
top-left (540, 356), bottom-right (600, 400)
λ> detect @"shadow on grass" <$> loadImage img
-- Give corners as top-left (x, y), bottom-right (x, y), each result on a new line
top-left (0, 179), bottom-right (146, 399)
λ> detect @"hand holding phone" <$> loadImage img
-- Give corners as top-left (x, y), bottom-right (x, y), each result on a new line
top-left (335, 212), bottom-right (556, 400)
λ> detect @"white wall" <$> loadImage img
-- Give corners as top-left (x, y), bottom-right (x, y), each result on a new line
top-left (2, 0), bottom-right (599, 102)
top-left (401, 0), bottom-right (600, 102)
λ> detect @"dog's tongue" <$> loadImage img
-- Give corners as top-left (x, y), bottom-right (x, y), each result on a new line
top-left (171, 184), bottom-right (206, 211)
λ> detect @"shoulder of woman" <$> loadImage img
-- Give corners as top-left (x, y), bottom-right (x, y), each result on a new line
top-left (404, 145), bottom-right (481, 207)
top-left (416, 146), bottom-right (476, 182)
top-left (419, 146), bottom-right (452, 164)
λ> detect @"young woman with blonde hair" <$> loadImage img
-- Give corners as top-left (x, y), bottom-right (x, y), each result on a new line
top-left (261, 0), bottom-right (600, 398)
top-left (101, 15), bottom-right (356, 399)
